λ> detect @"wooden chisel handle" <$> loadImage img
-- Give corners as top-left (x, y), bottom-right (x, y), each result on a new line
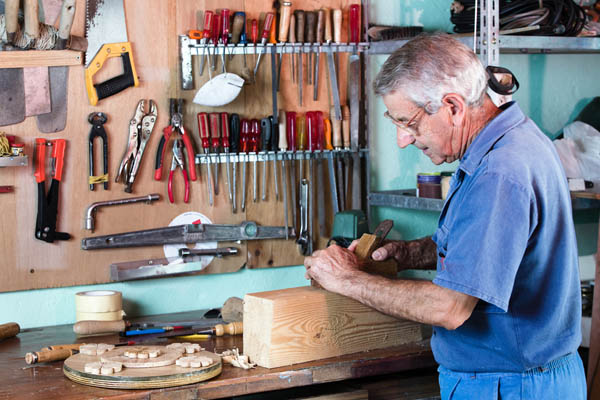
top-left (214, 321), bottom-right (243, 336)
top-left (333, 9), bottom-right (342, 44)
top-left (57, 0), bottom-right (76, 50)
top-left (43, 343), bottom-right (82, 351)
top-left (330, 106), bottom-right (342, 147)
top-left (25, 348), bottom-right (75, 364)
top-left (24, 0), bottom-right (40, 39)
top-left (73, 320), bottom-right (127, 335)
top-left (5, 0), bottom-right (19, 43)
top-left (278, 1), bottom-right (292, 43)
top-left (342, 105), bottom-right (350, 148)
top-left (0, 322), bottom-right (20, 340)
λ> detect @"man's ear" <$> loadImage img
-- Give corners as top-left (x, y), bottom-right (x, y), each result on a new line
top-left (442, 94), bottom-right (467, 125)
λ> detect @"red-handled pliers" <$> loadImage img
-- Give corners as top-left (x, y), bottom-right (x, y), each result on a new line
top-left (168, 139), bottom-right (190, 203)
top-left (154, 98), bottom-right (197, 182)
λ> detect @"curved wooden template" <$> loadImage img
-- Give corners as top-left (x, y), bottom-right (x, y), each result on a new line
top-left (63, 351), bottom-right (221, 390)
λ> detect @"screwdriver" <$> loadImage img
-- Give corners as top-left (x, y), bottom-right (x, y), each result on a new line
top-left (315, 111), bottom-right (327, 237)
top-left (269, 115), bottom-right (279, 201)
top-left (209, 113), bottom-right (221, 196)
top-left (221, 112), bottom-right (232, 205)
top-left (294, 10), bottom-right (305, 106)
top-left (323, 115), bottom-right (338, 215)
top-left (331, 106), bottom-right (344, 211)
top-left (289, 13), bottom-right (296, 84)
top-left (277, 2), bottom-right (292, 90)
top-left (253, 12), bottom-right (274, 79)
top-left (240, 119), bottom-right (250, 212)
top-left (296, 113), bottom-right (307, 182)
top-left (314, 9), bottom-right (325, 101)
top-left (307, 111), bottom-right (317, 253)
top-left (305, 11), bottom-right (316, 86)
top-left (211, 12), bottom-right (222, 72)
top-left (220, 8), bottom-right (230, 72)
top-left (197, 112), bottom-right (214, 206)
top-left (199, 11), bottom-right (214, 76)
top-left (250, 19), bottom-right (258, 66)
top-left (230, 114), bottom-right (241, 213)
top-left (250, 119), bottom-right (260, 202)
top-left (260, 117), bottom-right (271, 201)
top-left (231, 12), bottom-right (245, 62)
top-left (287, 111), bottom-right (298, 234)
top-left (278, 111), bottom-right (289, 239)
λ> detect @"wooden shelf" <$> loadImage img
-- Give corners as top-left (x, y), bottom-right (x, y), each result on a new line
top-left (0, 50), bottom-right (83, 68)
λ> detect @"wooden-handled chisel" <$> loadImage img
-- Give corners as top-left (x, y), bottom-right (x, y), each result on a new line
top-left (0, 322), bottom-right (20, 340)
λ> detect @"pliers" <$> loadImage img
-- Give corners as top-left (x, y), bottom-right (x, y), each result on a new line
top-left (168, 139), bottom-right (190, 203)
top-left (115, 99), bottom-right (158, 193)
top-left (34, 138), bottom-right (70, 243)
top-left (154, 98), bottom-right (197, 182)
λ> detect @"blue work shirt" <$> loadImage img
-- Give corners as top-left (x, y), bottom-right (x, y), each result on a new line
top-left (431, 102), bottom-right (582, 372)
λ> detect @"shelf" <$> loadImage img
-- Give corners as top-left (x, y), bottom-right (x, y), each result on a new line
top-left (194, 149), bottom-right (368, 165)
top-left (368, 189), bottom-right (444, 212)
top-left (367, 35), bottom-right (600, 55)
top-left (0, 50), bottom-right (83, 68)
top-left (0, 155), bottom-right (28, 167)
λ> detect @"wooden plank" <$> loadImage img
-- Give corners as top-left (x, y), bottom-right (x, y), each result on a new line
top-left (243, 286), bottom-right (426, 368)
top-left (0, 50), bottom-right (83, 68)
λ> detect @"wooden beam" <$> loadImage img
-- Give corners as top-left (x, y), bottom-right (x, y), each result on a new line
top-left (0, 50), bottom-right (82, 68)
top-left (243, 286), bottom-right (426, 369)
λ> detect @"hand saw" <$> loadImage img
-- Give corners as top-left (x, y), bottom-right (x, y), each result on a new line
top-left (84, 0), bottom-right (138, 105)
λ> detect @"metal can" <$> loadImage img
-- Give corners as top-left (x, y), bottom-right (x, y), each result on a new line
top-left (11, 143), bottom-right (24, 157)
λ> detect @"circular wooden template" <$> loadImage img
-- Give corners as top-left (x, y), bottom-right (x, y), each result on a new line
top-left (100, 346), bottom-right (182, 368)
top-left (63, 351), bottom-right (221, 390)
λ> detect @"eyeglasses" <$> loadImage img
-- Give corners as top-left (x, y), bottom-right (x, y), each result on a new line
top-left (384, 105), bottom-right (427, 133)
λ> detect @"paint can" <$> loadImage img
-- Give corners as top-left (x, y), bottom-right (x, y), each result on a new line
top-left (417, 173), bottom-right (441, 199)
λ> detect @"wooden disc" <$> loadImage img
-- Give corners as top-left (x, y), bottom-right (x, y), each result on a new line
top-left (100, 345), bottom-right (182, 368)
top-left (63, 350), bottom-right (221, 389)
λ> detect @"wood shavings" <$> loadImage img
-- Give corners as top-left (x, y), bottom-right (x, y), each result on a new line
top-left (84, 361), bottom-right (123, 375)
top-left (79, 343), bottom-right (115, 356)
top-left (218, 348), bottom-right (256, 370)
top-left (175, 355), bottom-right (214, 368)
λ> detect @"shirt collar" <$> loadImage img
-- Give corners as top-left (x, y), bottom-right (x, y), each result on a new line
top-left (459, 101), bottom-right (526, 175)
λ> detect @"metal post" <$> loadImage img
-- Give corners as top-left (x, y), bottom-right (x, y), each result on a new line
top-left (479, 0), bottom-right (500, 67)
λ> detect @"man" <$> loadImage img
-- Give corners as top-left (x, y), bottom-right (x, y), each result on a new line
top-left (304, 33), bottom-right (586, 399)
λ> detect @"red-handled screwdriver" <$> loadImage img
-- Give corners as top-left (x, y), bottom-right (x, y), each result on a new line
top-left (209, 113), bottom-right (221, 196)
top-left (221, 112), bottom-right (232, 205)
top-left (253, 12), bottom-right (274, 78)
top-left (220, 8), bottom-right (230, 72)
top-left (250, 119), bottom-right (261, 202)
top-left (197, 112), bottom-right (214, 206)
top-left (240, 119), bottom-right (250, 212)
top-left (199, 11), bottom-right (214, 76)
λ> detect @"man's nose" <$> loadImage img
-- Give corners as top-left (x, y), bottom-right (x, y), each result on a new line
top-left (396, 128), bottom-right (415, 148)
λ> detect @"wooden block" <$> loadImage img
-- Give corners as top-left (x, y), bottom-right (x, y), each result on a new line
top-left (243, 286), bottom-right (425, 369)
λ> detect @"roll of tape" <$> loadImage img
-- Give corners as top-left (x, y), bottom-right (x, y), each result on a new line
top-left (75, 310), bottom-right (125, 322)
top-left (75, 290), bottom-right (122, 313)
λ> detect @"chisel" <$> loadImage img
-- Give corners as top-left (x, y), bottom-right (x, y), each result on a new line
top-left (270, 115), bottom-right (280, 201)
top-left (349, 4), bottom-right (363, 210)
top-left (230, 114), bottom-right (241, 213)
top-left (289, 14), bottom-right (297, 84)
top-left (342, 105), bottom-right (351, 209)
top-left (307, 111), bottom-right (317, 253)
top-left (327, 9), bottom-right (342, 120)
top-left (278, 111), bottom-right (289, 239)
top-left (277, 2), bottom-right (293, 90)
top-left (294, 10), bottom-right (305, 106)
top-left (305, 11), bottom-right (316, 86)
top-left (314, 9), bottom-right (325, 101)
top-left (296, 113), bottom-right (307, 183)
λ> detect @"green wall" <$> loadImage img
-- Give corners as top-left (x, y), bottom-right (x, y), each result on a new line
top-left (2, 1), bottom-right (598, 328)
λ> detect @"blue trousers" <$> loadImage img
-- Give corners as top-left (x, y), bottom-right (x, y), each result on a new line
top-left (438, 352), bottom-right (587, 399)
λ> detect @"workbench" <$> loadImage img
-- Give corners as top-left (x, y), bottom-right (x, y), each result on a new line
top-left (0, 311), bottom-right (437, 400)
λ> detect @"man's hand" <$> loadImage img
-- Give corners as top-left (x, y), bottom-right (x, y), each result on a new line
top-left (348, 239), bottom-right (408, 262)
top-left (304, 245), bottom-right (364, 295)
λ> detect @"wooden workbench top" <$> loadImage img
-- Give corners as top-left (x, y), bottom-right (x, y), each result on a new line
top-left (0, 313), bottom-right (435, 400)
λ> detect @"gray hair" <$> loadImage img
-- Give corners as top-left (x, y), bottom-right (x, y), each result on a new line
top-left (373, 33), bottom-right (488, 113)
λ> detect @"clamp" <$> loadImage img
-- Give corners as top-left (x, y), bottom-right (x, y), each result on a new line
top-left (154, 98), bottom-right (197, 182)
top-left (115, 100), bottom-right (158, 193)
top-left (168, 139), bottom-right (190, 203)
top-left (88, 112), bottom-right (109, 191)
top-left (34, 138), bottom-right (70, 243)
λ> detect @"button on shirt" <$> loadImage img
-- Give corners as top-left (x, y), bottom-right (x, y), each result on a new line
top-left (431, 102), bottom-right (581, 372)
